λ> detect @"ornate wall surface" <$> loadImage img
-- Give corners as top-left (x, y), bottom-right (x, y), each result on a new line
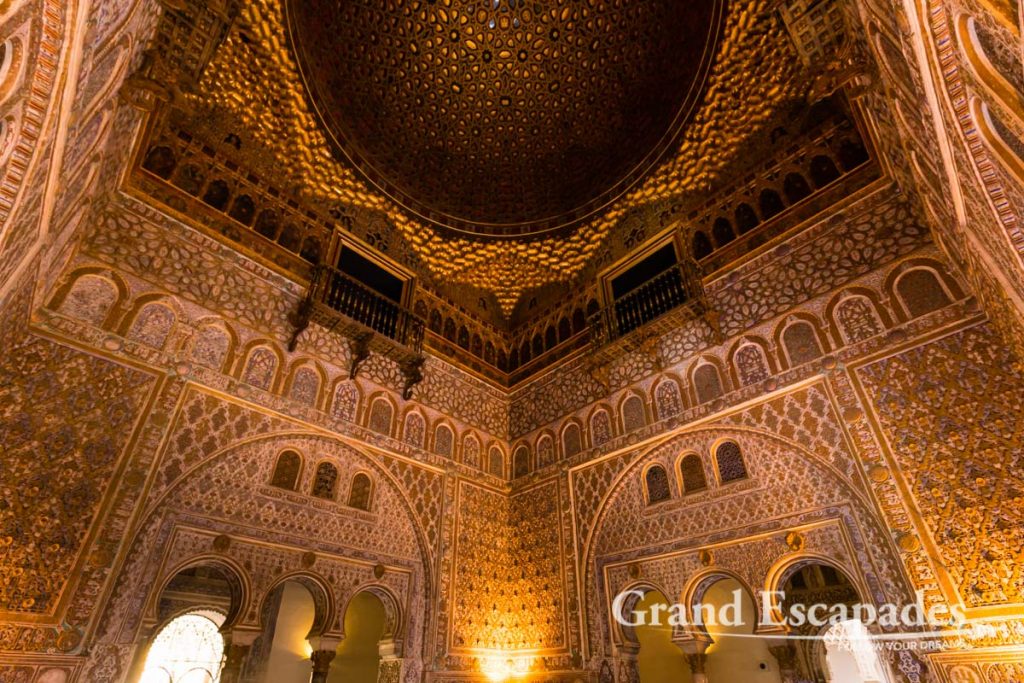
top-left (1, 0), bottom-right (1023, 682)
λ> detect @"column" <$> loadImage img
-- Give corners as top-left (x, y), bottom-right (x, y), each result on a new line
top-left (673, 635), bottom-right (711, 683)
top-left (768, 643), bottom-right (799, 683)
top-left (220, 629), bottom-right (259, 683)
top-left (310, 649), bottom-right (337, 683)
top-left (308, 635), bottom-right (342, 683)
top-left (685, 651), bottom-right (708, 683)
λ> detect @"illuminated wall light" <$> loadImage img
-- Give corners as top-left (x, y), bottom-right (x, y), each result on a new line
top-left (480, 653), bottom-right (534, 682)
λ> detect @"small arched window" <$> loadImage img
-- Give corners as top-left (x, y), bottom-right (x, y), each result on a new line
top-left (735, 203), bottom-right (759, 233)
top-left (692, 231), bottom-right (713, 260)
top-left (759, 189), bottom-right (785, 220)
top-left (896, 269), bottom-right (952, 318)
top-left (562, 422), bottom-right (583, 458)
top-left (312, 462), bottom-right (339, 499)
top-left (229, 194), bottom-right (256, 225)
top-left (367, 398), bottom-right (394, 436)
top-left (715, 442), bottom-right (748, 483)
top-left (654, 380), bottom-right (683, 421)
top-left (645, 465), bottom-right (671, 504)
top-left (693, 363), bottom-right (724, 404)
top-left (348, 473), bottom-right (372, 511)
top-left (271, 450), bottom-right (301, 490)
top-left (712, 218), bottom-right (735, 246)
top-left (782, 321), bottom-right (824, 366)
top-left (403, 412), bottom-right (426, 449)
top-left (488, 447), bottom-right (505, 478)
top-left (590, 409), bottom-right (612, 447)
top-left (536, 435), bottom-right (555, 468)
top-left (142, 145), bottom-right (177, 178)
top-left (679, 454), bottom-right (707, 493)
top-left (783, 173), bottom-right (812, 203)
top-left (810, 155), bottom-right (841, 187)
top-left (202, 179), bottom-right (230, 211)
top-left (463, 435), bottom-right (481, 469)
top-left (622, 395), bottom-right (647, 432)
top-left (513, 446), bottom-right (531, 478)
top-left (433, 424), bottom-right (454, 458)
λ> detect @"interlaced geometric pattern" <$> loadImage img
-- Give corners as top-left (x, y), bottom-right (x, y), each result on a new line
top-left (856, 324), bottom-right (1024, 608)
top-left (286, 0), bottom-right (725, 235)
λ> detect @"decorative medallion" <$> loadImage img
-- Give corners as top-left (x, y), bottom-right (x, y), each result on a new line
top-left (285, 0), bottom-right (725, 237)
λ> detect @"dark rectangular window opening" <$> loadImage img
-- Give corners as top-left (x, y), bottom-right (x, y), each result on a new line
top-left (324, 247), bottom-right (406, 338)
top-left (609, 243), bottom-right (686, 336)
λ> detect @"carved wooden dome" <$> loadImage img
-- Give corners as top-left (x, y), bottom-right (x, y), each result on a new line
top-left (286, 0), bottom-right (725, 237)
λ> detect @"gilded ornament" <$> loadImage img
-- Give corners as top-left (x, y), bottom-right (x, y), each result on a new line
top-left (212, 534), bottom-right (232, 552)
top-left (301, 551), bottom-right (317, 568)
top-left (56, 630), bottom-right (81, 652)
top-left (88, 548), bottom-right (112, 568)
top-left (699, 550), bottom-right (714, 567)
top-left (896, 532), bottom-right (921, 553)
top-left (867, 464), bottom-right (890, 483)
top-left (785, 532), bottom-right (805, 552)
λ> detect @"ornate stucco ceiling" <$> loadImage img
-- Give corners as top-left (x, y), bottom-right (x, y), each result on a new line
top-left (285, 0), bottom-right (725, 237)
top-left (186, 0), bottom-right (808, 315)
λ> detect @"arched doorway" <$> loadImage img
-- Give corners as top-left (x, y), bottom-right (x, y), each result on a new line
top-left (780, 562), bottom-right (889, 683)
top-left (140, 611), bottom-right (225, 683)
top-left (246, 579), bottom-right (321, 683)
top-left (329, 591), bottom-right (387, 683)
top-left (139, 564), bottom-right (240, 683)
top-left (633, 590), bottom-right (691, 683)
top-left (701, 578), bottom-right (781, 683)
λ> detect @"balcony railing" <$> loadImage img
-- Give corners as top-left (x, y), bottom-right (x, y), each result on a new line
top-left (588, 260), bottom-right (715, 355)
top-left (290, 265), bottom-right (426, 397)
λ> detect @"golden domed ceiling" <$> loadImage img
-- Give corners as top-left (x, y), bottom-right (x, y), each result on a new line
top-left (285, 0), bottom-right (725, 237)
top-left (186, 0), bottom-right (807, 315)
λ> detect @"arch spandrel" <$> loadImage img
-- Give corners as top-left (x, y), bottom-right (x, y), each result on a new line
top-left (580, 426), bottom-right (909, 659)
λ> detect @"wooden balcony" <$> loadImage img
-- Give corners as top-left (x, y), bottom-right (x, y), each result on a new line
top-left (290, 266), bottom-right (426, 398)
top-left (587, 260), bottom-right (719, 365)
